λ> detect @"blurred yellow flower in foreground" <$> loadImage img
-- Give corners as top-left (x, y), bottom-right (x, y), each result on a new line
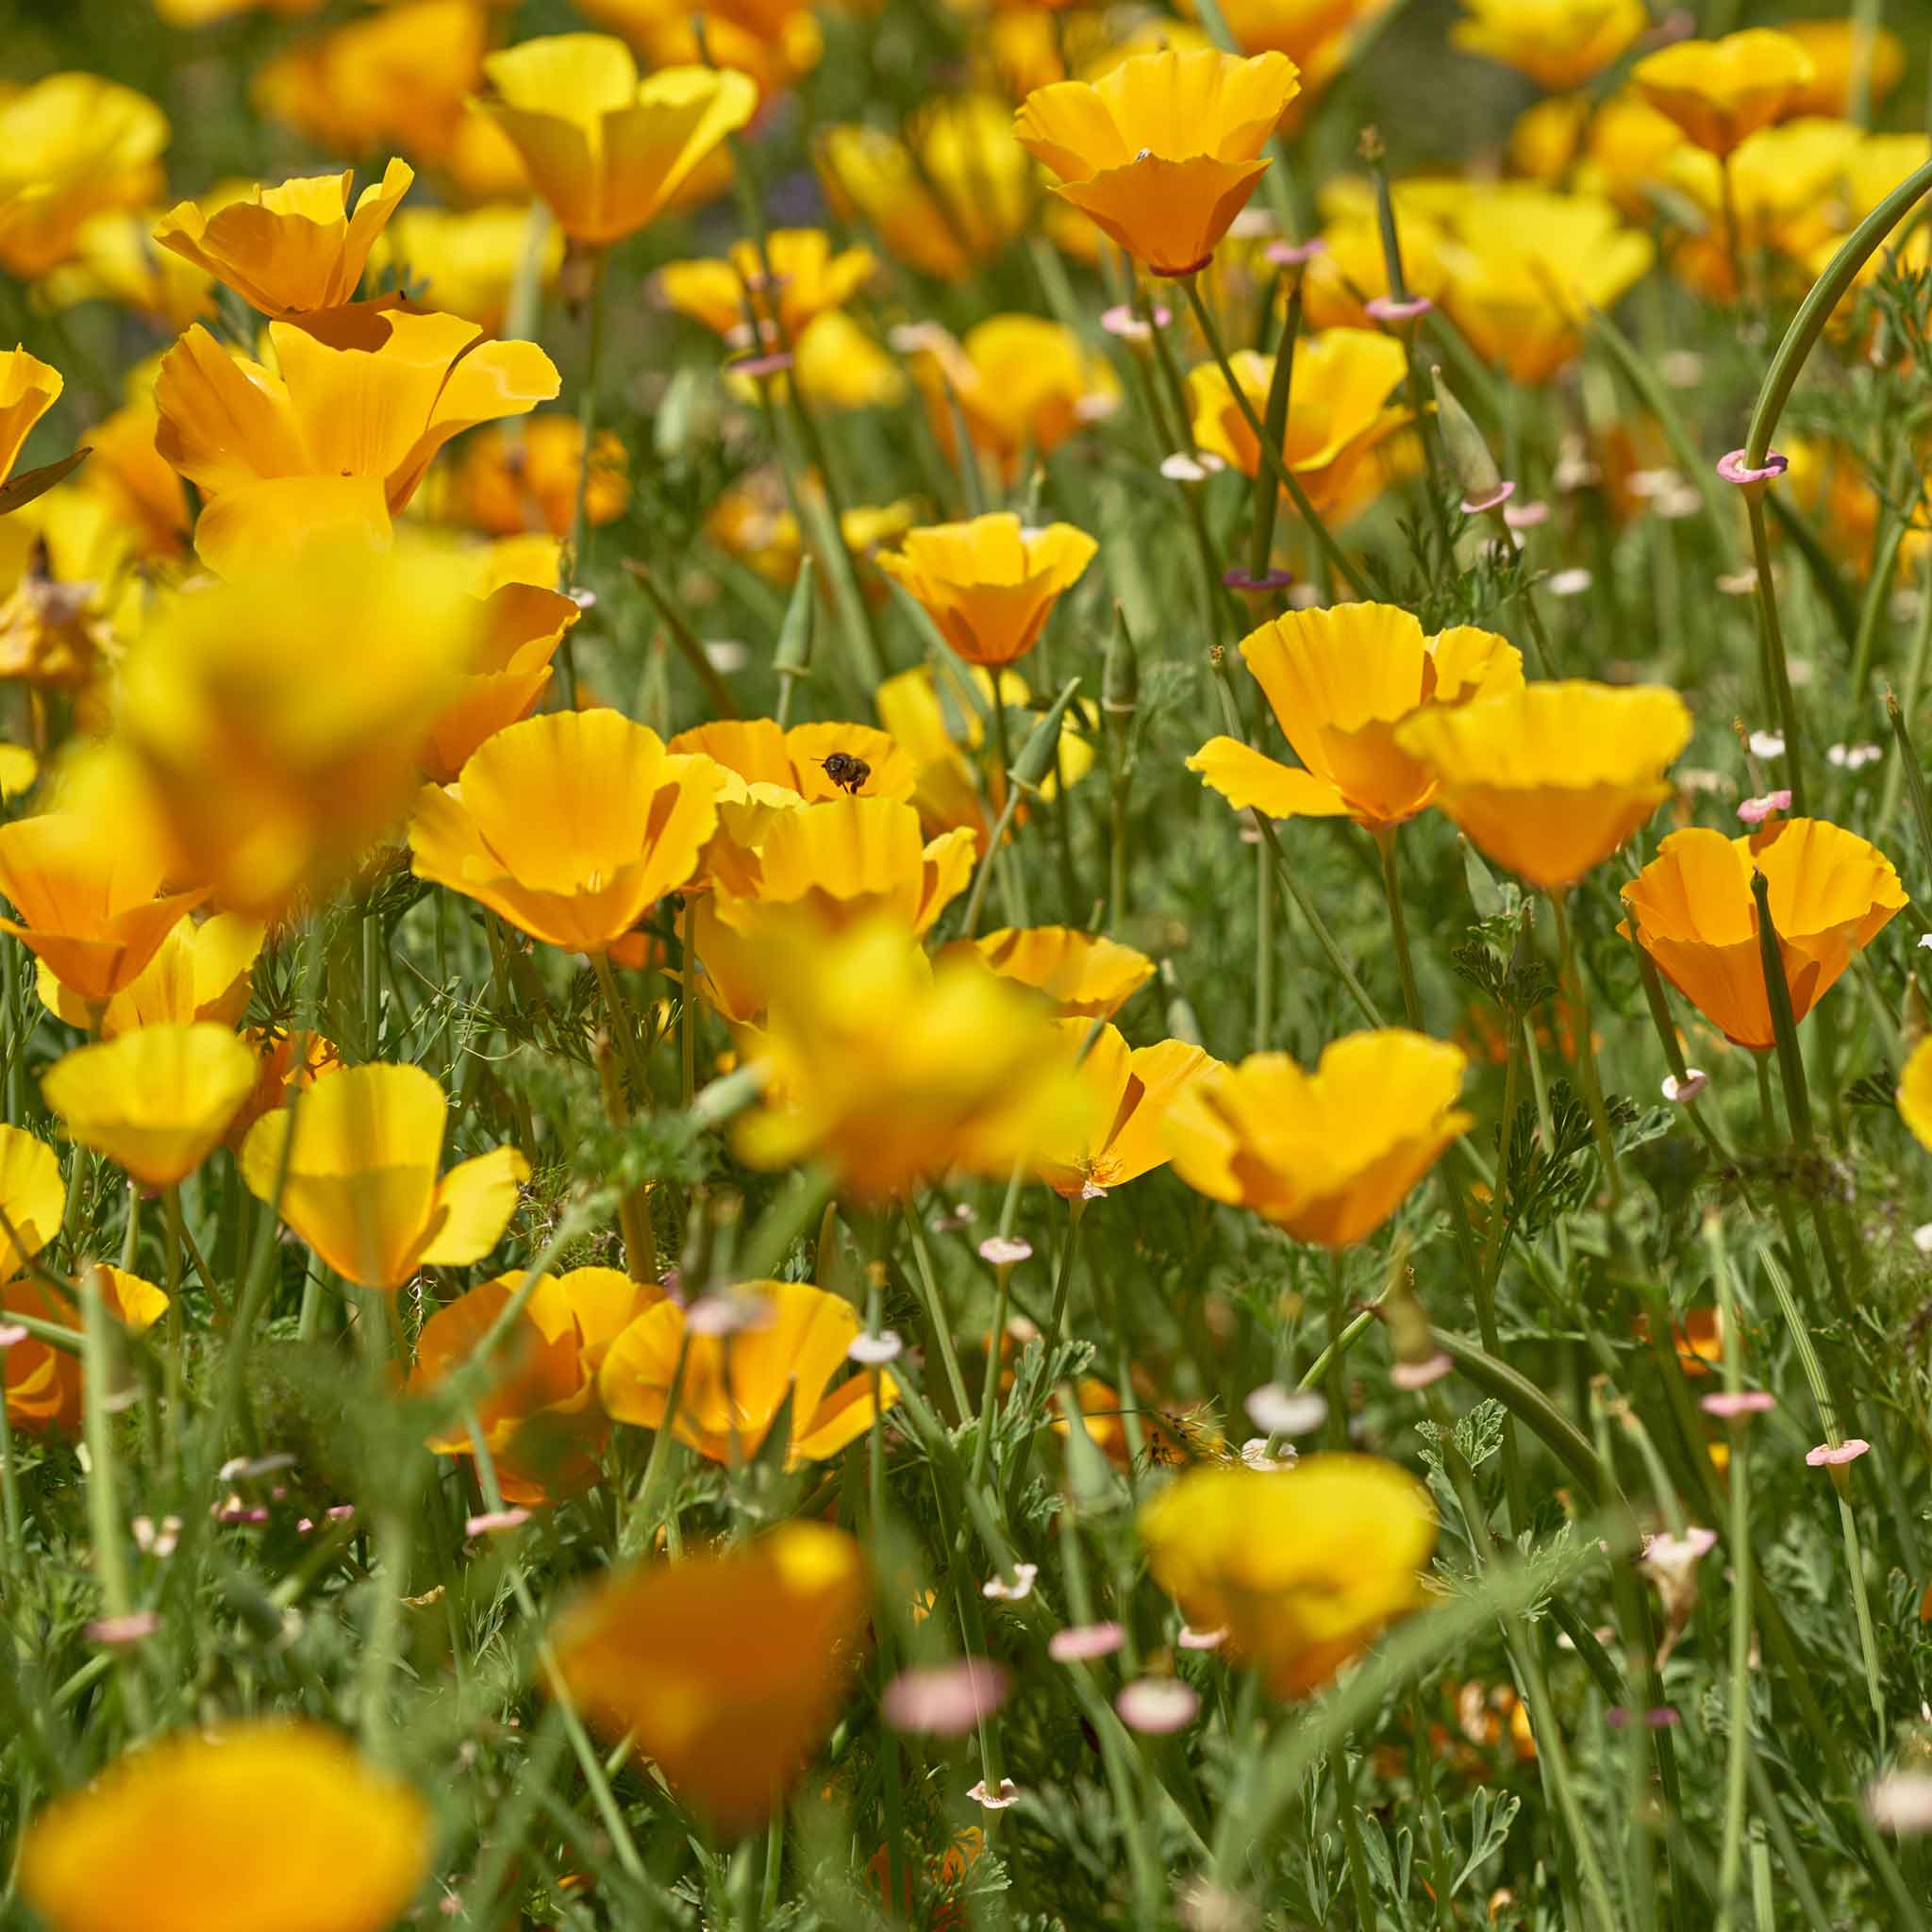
top-left (1165, 1030), bottom-right (1471, 1246)
top-left (1140, 1457), bottom-right (1436, 1695)
top-left (879, 512), bottom-right (1096, 668)
top-left (1783, 19), bottom-right (1905, 118)
top-left (477, 34), bottom-right (757, 247)
top-left (956, 924), bottom-right (1156, 1019)
top-left (1015, 47), bottom-right (1301, 276)
top-left (1619, 819), bottom-right (1905, 1050)
top-left (1034, 1023), bottom-right (1218, 1197)
top-left (4, 1267), bottom-right (166, 1436)
top-left (19, 1721), bottom-right (430, 1932)
top-left (153, 159), bottom-right (414, 318)
top-left (1190, 605), bottom-right (1522, 830)
top-left (1451, 0), bottom-right (1645, 92)
top-left (1395, 681), bottom-right (1691, 890)
top-left (43, 1024), bottom-right (257, 1189)
top-left (600, 1278), bottom-right (898, 1464)
top-left (242, 1062), bottom-right (526, 1291)
top-left (1898, 1036), bottom-right (1932, 1154)
top-left (552, 1522), bottom-right (869, 1832)
top-left (37, 911), bottom-right (263, 1039)
top-left (409, 709), bottom-right (720, 952)
top-left (0, 350), bottom-right (63, 495)
top-left (1633, 29), bottom-right (1814, 158)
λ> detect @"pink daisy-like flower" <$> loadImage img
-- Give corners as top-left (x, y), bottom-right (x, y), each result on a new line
top-left (1116, 1677), bottom-right (1201, 1735)
top-left (1701, 1390), bottom-right (1774, 1419)
top-left (967, 1777), bottom-right (1021, 1810)
top-left (1717, 449), bottom-right (1789, 488)
top-left (1661, 1070), bottom-right (1707, 1104)
top-left (1807, 1438), bottom-right (1871, 1467)
top-left (1049, 1622), bottom-right (1125, 1664)
top-left (87, 1611), bottom-right (159, 1646)
top-left (1177, 1624), bottom-right (1227, 1651)
top-left (1505, 500), bottom-right (1550, 530)
top-left (1391, 1353), bottom-right (1453, 1391)
top-left (1366, 293), bottom-right (1433, 323)
top-left (978, 1235), bottom-right (1032, 1270)
top-left (1461, 480), bottom-right (1516, 516)
top-left (1736, 791), bottom-right (1791, 826)
top-left (466, 1508), bottom-right (532, 1537)
top-left (881, 1660), bottom-right (1010, 1736)
top-left (1264, 238), bottom-right (1326, 267)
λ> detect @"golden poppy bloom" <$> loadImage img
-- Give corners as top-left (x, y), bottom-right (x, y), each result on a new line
top-left (735, 921), bottom-right (1095, 1203)
top-left (957, 924), bottom-right (1156, 1019)
top-left (1015, 47), bottom-right (1300, 276)
top-left (241, 1061), bottom-right (527, 1291)
top-left (37, 911), bottom-right (263, 1040)
top-left (225, 1024), bottom-right (343, 1153)
top-left (552, 1522), bottom-right (869, 1832)
top-left (1633, 30), bottom-right (1815, 158)
top-left (816, 98), bottom-right (1033, 283)
top-left (155, 304), bottom-right (558, 521)
top-left (409, 709), bottom-right (720, 953)
top-left (153, 159), bottom-right (414, 318)
top-left (878, 512), bottom-right (1096, 668)
top-left (116, 537), bottom-right (479, 917)
top-left (1165, 1030), bottom-right (1472, 1247)
top-left (0, 811), bottom-right (205, 1006)
top-left (1034, 1023), bottom-right (1218, 1197)
top-left (43, 1024), bottom-right (257, 1189)
top-left (659, 228), bottom-right (875, 350)
top-left (1189, 606), bottom-right (1523, 830)
top-left (418, 582), bottom-right (581, 784)
top-left (446, 416), bottom-right (630, 540)
top-left (577, 0), bottom-right (824, 99)
top-left (1451, 0), bottom-right (1646, 92)
top-left (668, 719), bottom-right (919, 806)
top-left (1208, 0), bottom-right (1394, 124)
top-left (72, 398), bottom-right (192, 560)
top-left (0, 1124), bottom-right (67, 1286)
top-left (1395, 681), bottom-right (1692, 891)
top-left (1898, 1036), bottom-right (1932, 1154)
top-left (0, 350), bottom-right (63, 494)
top-left (1619, 820), bottom-right (1905, 1051)
top-left (4, 1266), bottom-right (166, 1437)
top-left (1187, 327), bottom-right (1413, 520)
top-left (1783, 20), bottom-right (1905, 118)
top-left (476, 34), bottom-right (756, 247)
top-left (19, 1721), bottom-right (430, 1932)
top-left (1140, 1457), bottom-right (1436, 1695)
top-left (368, 203), bottom-right (565, 334)
top-left (0, 74), bottom-right (169, 279)
top-left (600, 1278), bottom-right (898, 1465)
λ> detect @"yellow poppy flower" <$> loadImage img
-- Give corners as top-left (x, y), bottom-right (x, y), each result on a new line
top-left (0, 74), bottom-right (170, 278)
top-left (446, 416), bottom-right (630, 540)
top-left (1014, 47), bottom-right (1301, 277)
top-left (1898, 1036), bottom-right (1932, 1154)
top-left (0, 350), bottom-right (63, 494)
top-left (1783, 20), bottom-right (1905, 118)
top-left (226, 1024), bottom-right (344, 1154)
top-left (1633, 29), bottom-right (1815, 158)
top-left (1187, 327), bottom-right (1413, 520)
top-left (877, 512), bottom-right (1096, 668)
top-left (1139, 1457), bottom-right (1436, 1695)
top-left (1394, 681), bottom-right (1692, 890)
top-left (1034, 1024), bottom-right (1218, 1196)
top-left (1165, 1030), bottom-right (1472, 1247)
top-left (418, 582), bottom-right (581, 784)
top-left (817, 98), bottom-right (1033, 283)
top-left (72, 398), bottom-right (192, 560)
top-left (241, 1061), bottom-right (526, 1292)
top-left (153, 159), bottom-right (414, 318)
top-left (552, 1522), bottom-right (869, 1833)
top-left (476, 34), bottom-right (757, 247)
top-left (116, 536), bottom-right (478, 916)
top-left (409, 709), bottom-right (720, 953)
top-left (667, 718), bottom-right (920, 806)
top-left (735, 920), bottom-right (1095, 1203)
top-left (4, 1267), bottom-right (167, 1437)
top-left (155, 305), bottom-right (558, 521)
top-left (600, 1277), bottom-right (898, 1465)
top-left (368, 202), bottom-right (565, 334)
top-left (659, 228), bottom-right (876, 350)
top-left (1619, 819), bottom-right (1905, 1051)
top-left (0, 1124), bottom-right (67, 1284)
top-left (1451, 0), bottom-right (1646, 92)
top-left (38, 911), bottom-right (264, 1039)
top-left (956, 924), bottom-right (1156, 1019)
top-left (0, 811), bottom-right (205, 1007)
top-left (1208, 0), bottom-right (1395, 123)
top-left (1576, 92), bottom-right (1692, 213)
top-left (577, 0), bottom-right (824, 98)
top-left (768, 310), bottom-right (908, 411)
top-left (42, 1024), bottom-right (257, 1189)
top-left (1189, 606), bottom-right (1523, 831)
top-left (19, 1722), bottom-right (430, 1932)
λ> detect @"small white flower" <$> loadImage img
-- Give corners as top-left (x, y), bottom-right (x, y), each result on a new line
top-left (1913, 1224), bottom-right (1932, 1256)
top-left (1661, 1070), bottom-right (1707, 1105)
top-left (982, 1562), bottom-right (1038, 1603)
top-left (1747, 730), bottom-right (1784, 759)
top-left (1158, 452), bottom-right (1225, 483)
top-left (1868, 1772), bottom-right (1932, 1836)
top-left (967, 1778), bottom-right (1021, 1810)
top-left (977, 1235), bottom-right (1032, 1269)
top-left (1239, 1437), bottom-right (1297, 1473)
top-left (848, 1329), bottom-right (904, 1367)
top-left (1547, 568), bottom-right (1593, 598)
top-left (1242, 1383), bottom-right (1328, 1440)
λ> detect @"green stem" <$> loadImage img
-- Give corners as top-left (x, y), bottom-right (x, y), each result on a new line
top-left (1549, 889), bottom-right (1622, 1207)
top-left (79, 1261), bottom-right (150, 1729)
top-left (1375, 826), bottom-right (1423, 1029)
top-left (1745, 492), bottom-right (1807, 815)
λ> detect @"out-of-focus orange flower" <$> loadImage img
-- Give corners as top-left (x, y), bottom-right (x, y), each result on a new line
top-left (5, 1266), bottom-right (166, 1437)
top-left (1633, 30), bottom-right (1814, 158)
top-left (878, 512), bottom-right (1096, 668)
top-left (419, 582), bottom-right (581, 784)
top-left (1783, 19), bottom-right (1905, 118)
top-left (577, 0), bottom-right (824, 95)
top-left (1452, 0), bottom-right (1645, 92)
top-left (446, 416), bottom-right (629, 540)
top-left (1208, 0), bottom-right (1396, 125)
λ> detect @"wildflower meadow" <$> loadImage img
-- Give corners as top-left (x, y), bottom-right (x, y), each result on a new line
top-left (9, 0), bottom-right (1932, 1926)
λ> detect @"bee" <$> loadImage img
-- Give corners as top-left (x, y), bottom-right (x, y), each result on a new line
top-left (817, 752), bottom-right (872, 795)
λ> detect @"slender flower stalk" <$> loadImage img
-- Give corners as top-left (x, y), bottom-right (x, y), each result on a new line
top-left (1548, 889), bottom-right (1622, 1206)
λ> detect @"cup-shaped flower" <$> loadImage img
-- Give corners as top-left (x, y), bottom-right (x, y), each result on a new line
top-left (1898, 1036), bottom-right (1932, 1154)
top-left (156, 304), bottom-right (559, 520)
top-left (1034, 1024), bottom-right (1219, 1196)
top-left (553, 1522), bottom-right (868, 1831)
top-left (0, 1124), bottom-right (67, 1284)
top-left (956, 924), bottom-right (1156, 1019)
top-left (38, 912), bottom-right (264, 1039)
top-left (1139, 1457), bottom-right (1436, 1695)
top-left (600, 1278), bottom-right (898, 1465)
top-left (0, 349), bottom-right (63, 493)
top-left (1393, 681), bottom-right (1691, 890)
top-left (1633, 29), bottom-right (1815, 157)
top-left (4, 1267), bottom-right (167, 1437)
top-left (667, 718), bottom-right (919, 805)
top-left (153, 159), bottom-right (414, 318)
top-left (877, 512), bottom-right (1096, 668)
top-left (1451, 0), bottom-right (1646, 92)
top-left (1619, 820), bottom-right (1905, 1050)
top-left (1015, 47), bottom-right (1301, 276)
top-left (418, 583), bottom-right (580, 784)
top-left (476, 35), bottom-right (756, 247)
top-left (0, 811), bottom-right (206, 1005)
top-left (1165, 1030), bottom-right (1472, 1247)
top-left (43, 1024), bottom-right (256, 1190)
top-left (1187, 327), bottom-right (1412, 519)
top-left (1190, 606), bottom-right (1522, 830)
top-left (409, 709), bottom-right (720, 953)
top-left (240, 1062), bottom-right (527, 1291)
top-left (19, 1721), bottom-right (431, 1932)
top-left (658, 228), bottom-right (875, 348)
top-left (116, 537), bottom-right (478, 916)
top-left (735, 921), bottom-right (1096, 1203)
